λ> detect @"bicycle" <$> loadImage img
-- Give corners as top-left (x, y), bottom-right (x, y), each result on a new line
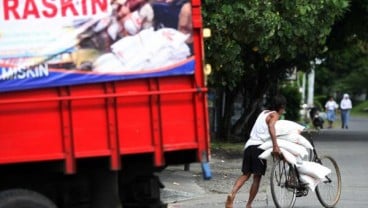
top-left (270, 130), bottom-right (342, 208)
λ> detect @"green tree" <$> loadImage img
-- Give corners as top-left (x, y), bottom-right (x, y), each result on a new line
top-left (280, 83), bottom-right (302, 121)
top-left (316, 0), bottom-right (368, 98)
top-left (316, 41), bottom-right (368, 96)
top-left (203, 0), bottom-right (349, 140)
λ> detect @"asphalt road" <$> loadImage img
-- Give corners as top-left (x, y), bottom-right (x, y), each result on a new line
top-left (158, 116), bottom-right (368, 208)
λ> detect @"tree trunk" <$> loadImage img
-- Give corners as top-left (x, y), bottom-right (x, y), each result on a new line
top-left (213, 87), bottom-right (238, 141)
top-left (231, 65), bottom-right (280, 141)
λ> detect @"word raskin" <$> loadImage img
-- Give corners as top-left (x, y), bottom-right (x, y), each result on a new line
top-left (2, 0), bottom-right (109, 20)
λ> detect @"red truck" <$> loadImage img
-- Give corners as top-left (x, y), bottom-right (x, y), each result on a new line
top-left (0, 0), bottom-right (210, 207)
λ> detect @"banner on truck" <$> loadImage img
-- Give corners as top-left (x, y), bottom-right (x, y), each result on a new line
top-left (0, 0), bottom-right (194, 92)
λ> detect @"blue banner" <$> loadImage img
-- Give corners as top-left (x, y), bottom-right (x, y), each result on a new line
top-left (0, 58), bottom-right (195, 92)
top-left (0, 0), bottom-right (194, 92)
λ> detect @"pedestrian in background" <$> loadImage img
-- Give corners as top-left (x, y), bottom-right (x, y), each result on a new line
top-left (225, 95), bottom-right (286, 208)
top-left (340, 93), bottom-right (352, 129)
top-left (325, 96), bottom-right (339, 128)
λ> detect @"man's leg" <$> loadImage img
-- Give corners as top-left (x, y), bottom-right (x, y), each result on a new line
top-left (246, 174), bottom-right (262, 208)
top-left (225, 173), bottom-right (251, 208)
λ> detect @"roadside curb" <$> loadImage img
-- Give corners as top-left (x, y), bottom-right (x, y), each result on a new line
top-left (160, 157), bottom-right (273, 208)
top-left (165, 192), bottom-right (269, 208)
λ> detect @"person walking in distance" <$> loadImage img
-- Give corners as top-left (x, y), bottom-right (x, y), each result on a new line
top-left (340, 93), bottom-right (352, 129)
top-left (225, 95), bottom-right (286, 208)
top-left (325, 96), bottom-right (339, 128)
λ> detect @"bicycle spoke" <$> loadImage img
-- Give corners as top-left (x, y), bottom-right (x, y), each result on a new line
top-left (316, 156), bottom-right (341, 208)
top-left (271, 159), bottom-right (296, 208)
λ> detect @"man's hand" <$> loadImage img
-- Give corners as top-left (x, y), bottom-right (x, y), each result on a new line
top-left (271, 146), bottom-right (283, 159)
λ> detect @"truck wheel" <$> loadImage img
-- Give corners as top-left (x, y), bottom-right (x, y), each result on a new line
top-left (119, 174), bottom-right (167, 208)
top-left (0, 189), bottom-right (57, 208)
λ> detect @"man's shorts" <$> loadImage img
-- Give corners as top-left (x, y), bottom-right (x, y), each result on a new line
top-left (241, 145), bottom-right (267, 175)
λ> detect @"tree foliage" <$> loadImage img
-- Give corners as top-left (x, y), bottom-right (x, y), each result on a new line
top-left (280, 83), bottom-right (302, 121)
top-left (316, 40), bottom-right (368, 96)
top-left (316, 0), bottom-right (368, 97)
top-left (202, 0), bottom-right (349, 140)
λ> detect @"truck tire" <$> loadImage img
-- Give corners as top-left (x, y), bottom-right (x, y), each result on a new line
top-left (0, 189), bottom-right (57, 208)
top-left (119, 174), bottom-right (167, 208)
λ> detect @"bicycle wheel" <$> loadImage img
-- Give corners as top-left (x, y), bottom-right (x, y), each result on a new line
top-left (270, 159), bottom-right (297, 208)
top-left (315, 155), bottom-right (342, 208)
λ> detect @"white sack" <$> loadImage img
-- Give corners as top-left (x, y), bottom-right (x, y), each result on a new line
top-left (258, 147), bottom-right (300, 165)
top-left (258, 148), bottom-right (272, 159)
top-left (277, 133), bottom-right (313, 150)
top-left (280, 148), bottom-right (298, 165)
top-left (299, 174), bottom-right (322, 191)
top-left (275, 120), bottom-right (305, 136)
top-left (93, 53), bottom-right (127, 73)
top-left (296, 161), bottom-right (331, 179)
top-left (106, 28), bottom-right (190, 72)
top-left (258, 139), bottom-right (308, 158)
top-left (111, 31), bottom-right (144, 65)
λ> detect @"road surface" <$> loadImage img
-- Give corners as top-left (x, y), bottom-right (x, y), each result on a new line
top-left (159, 116), bottom-right (368, 208)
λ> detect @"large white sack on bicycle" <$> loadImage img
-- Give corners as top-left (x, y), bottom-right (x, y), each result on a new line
top-left (258, 147), bottom-right (302, 165)
top-left (258, 148), bottom-right (273, 160)
top-left (297, 161), bottom-right (331, 179)
top-left (299, 174), bottom-right (323, 191)
top-left (277, 133), bottom-right (313, 149)
top-left (280, 148), bottom-right (298, 165)
top-left (259, 139), bottom-right (309, 158)
top-left (275, 120), bottom-right (306, 136)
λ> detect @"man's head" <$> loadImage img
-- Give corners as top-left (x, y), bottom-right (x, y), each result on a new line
top-left (269, 95), bottom-right (287, 113)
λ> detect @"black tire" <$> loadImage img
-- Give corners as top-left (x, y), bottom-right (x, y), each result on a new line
top-left (119, 173), bottom-right (166, 208)
top-left (270, 159), bottom-right (297, 208)
top-left (315, 155), bottom-right (342, 208)
top-left (0, 189), bottom-right (57, 208)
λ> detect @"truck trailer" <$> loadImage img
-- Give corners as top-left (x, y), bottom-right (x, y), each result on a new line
top-left (0, 0), bottom-right (210, 207)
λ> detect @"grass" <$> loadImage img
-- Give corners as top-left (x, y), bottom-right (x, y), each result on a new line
top-left (351, 100), bottom-right (368, 118)
top-left (210, 140), bottom-right (244, 157)
top-left (211, 140), bottom-right (244, 151)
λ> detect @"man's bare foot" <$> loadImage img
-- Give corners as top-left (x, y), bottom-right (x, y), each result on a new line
top-left (225, 194), bottom-right (234, 208)
top-left (246, 205), bottom-right (252, 208)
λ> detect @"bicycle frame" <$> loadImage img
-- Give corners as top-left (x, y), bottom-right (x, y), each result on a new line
top-left (271, 129), bottom-right (342, 208)
top-left (301, 130), bottom-right (320, 161)
top-left (303, 131), bottom-right (335, 185)
top-left (275, 158), bottom-right (309, 196)
top-left (276, 130), bottom-right (325, 196)
top-left (297, 130), bottom-right (338, 195)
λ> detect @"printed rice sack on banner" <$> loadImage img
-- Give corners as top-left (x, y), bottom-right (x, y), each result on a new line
top-left (95, 28), bottom-right (190, 73)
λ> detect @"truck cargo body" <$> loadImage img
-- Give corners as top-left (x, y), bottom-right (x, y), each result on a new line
top-left (0, 0), bottom-right (210, 207)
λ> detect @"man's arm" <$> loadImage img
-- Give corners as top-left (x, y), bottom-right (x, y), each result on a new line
top-left (267, 112), bottom-right (281, 156)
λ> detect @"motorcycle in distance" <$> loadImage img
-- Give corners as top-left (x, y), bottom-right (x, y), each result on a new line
top-left (309, 107), bottom-right (325, 129)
